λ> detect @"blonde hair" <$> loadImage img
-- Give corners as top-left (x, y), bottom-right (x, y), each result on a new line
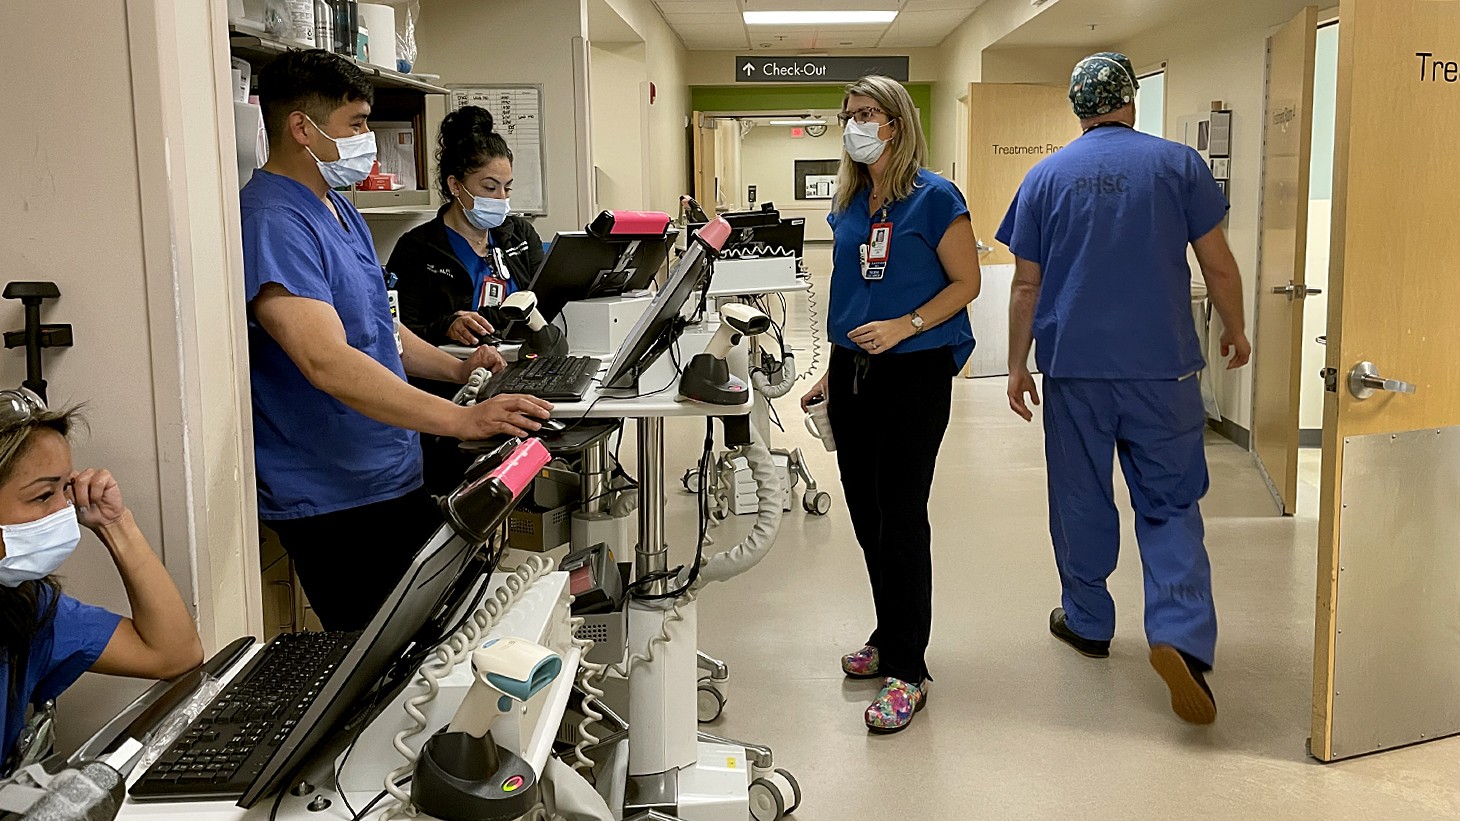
top-left (0, 407), bottom-right (80, 488)
top-left (833, 75), bottom-right (928, 214)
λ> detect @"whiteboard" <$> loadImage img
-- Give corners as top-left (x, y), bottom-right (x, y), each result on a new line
top-left (447, 84), bottom-right (547, 216)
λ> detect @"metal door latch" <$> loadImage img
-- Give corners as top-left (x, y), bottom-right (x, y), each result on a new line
top-left (1321, 367), bottom-right (1338, 393)
top-left (1272, 283), bottom-right (1324, 300)
top-left (1348, 361), bottom-right (1417, 400)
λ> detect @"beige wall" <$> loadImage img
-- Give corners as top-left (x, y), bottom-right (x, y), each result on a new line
top-left (684, 47), bottom-right (943, 86)
top-left (416, 0), bottom-right (590, 236)
top-left (738, 122), bottom-right (838, 242)
top-left (1, 0), bottom-right (257, 750)
top-left (1114, 6), bottom-right (1340, 431)
top-left (600, 0), bottom-right (692, 215)
top-left (591, 42), bottom-right (650, 211)
top-left (981, 46), bottom-right (1093, 84)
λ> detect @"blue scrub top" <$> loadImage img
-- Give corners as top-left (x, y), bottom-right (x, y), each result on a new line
top-left (241, 170), bottom-right (424, 520)
top-left (995, 125), bottom-right (1228, 380)
top-left (2, 592), bottom-right (121, 767)
top-left (444, 227), bottom-right (518, 305)
top-left (827, 169), bottom-right (975, 368)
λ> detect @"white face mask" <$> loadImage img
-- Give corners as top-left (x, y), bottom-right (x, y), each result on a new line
top-left (843, 119), bottom-right (894, 165)
top-left (457, 190), bottom-right (511, 231)
top-left (0, 505), bottom-right (81, 587)
top-left (305, 115), bottom-right (377, 189)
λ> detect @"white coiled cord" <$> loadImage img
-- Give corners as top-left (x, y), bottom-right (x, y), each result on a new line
top-left (567, 592), bottom-right (695, 774)
top-left (377, 555), bottom-right (558, 820)
top-left (802, 274), bottom-right (824, 379)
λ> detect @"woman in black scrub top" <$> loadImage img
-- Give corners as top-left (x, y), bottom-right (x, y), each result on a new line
top-left (388, 106), bottom-right (545, 493)
top-left (800, 75), bottom-right (982, 735)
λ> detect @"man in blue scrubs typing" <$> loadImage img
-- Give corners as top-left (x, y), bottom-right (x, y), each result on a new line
top-left (240, 50), bottom-right (552, 631)
top-left (998, 52), bottom-right (1250, 725)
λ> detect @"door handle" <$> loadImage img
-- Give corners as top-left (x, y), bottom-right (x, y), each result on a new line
top-left (1348, 361), bottom-right (1418, 400)
top-left (1272, 283), bottom-right (1323, 299)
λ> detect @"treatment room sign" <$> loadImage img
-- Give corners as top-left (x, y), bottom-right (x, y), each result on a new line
top-left (736, 56), bottom-right (910, 83)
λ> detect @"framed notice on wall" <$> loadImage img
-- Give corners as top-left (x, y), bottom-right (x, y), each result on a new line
top-left (794, 159), bottom-right (840, 200)
top-left (447, 84), bottom-right (547, 215)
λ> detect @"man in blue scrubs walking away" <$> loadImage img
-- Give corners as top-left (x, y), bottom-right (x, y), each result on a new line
top-left (241, 51), bottom-right (552, 631)
top-left (997, 52), bottom-right (1250, 724)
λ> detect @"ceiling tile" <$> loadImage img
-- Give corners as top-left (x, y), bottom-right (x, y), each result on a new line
top-left (653, 0), bottom-right (740, 11)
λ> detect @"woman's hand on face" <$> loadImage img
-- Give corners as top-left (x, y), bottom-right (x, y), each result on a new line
top-left (849, 319), bottom-right (914, 355)
top-left (800, 374), bottom-right (829, 413)
top-left (448, 311), bottom-right (494, 346)
top-left (70, 469), bottom-right (126, 530)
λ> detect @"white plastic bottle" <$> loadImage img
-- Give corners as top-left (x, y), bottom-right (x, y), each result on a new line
top-left (285, 0), bottom-right (315, 45)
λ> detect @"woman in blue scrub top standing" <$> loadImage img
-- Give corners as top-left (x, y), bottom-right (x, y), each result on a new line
top-left (800, 75), bottom-right (982, 734)
top-left (0, 390), bottom-right (202, 775)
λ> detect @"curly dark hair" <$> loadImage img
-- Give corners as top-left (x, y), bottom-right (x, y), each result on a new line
top-left (437, 106), bottom-right (514, 201)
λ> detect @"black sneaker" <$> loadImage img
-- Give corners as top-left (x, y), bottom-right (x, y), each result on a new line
top-left (1048, 607), bottom-right (1110, 659)
top-left (1149, 644), bottom-right (1217, 725)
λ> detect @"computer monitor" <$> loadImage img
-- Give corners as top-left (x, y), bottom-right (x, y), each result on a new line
top-left (526, 231), bottom-right (677, 322)
top-left (698, 216), bottom-right (805, 263)
top-left (600, 232), bottom-right (719, 391)
top-left (238, 525), bottom-right (488, 806)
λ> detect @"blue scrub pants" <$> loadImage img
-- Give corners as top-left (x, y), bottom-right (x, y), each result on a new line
top-left (1042, 376), bottom-right (1217, 667)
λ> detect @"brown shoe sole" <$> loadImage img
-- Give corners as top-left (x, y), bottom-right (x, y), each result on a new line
top-left (1149, 645), bottom-right (1216, 725)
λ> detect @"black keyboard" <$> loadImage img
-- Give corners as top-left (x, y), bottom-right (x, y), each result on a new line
top-left (491, 355), bottom-right (601, 401)
top-left (129, 630), bottom-right (359, 802)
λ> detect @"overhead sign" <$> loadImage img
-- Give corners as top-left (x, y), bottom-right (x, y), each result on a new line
top-left (735, 56), bottom-right (910, 83)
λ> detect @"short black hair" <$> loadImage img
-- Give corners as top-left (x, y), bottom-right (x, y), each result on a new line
top-left (437, 106), bottom-right (513, 200)
top-left (257, 49), bottom-right (374, 149)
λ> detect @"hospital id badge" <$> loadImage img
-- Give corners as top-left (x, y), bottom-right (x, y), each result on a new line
top-left (480, 278), bottom-right (507, 309)
top-left (868, 222), bottom-right (893, 264)
top-left (863, 262), bottom-right (887, 281)
top-left (387, 289), bottom-right (403, 354)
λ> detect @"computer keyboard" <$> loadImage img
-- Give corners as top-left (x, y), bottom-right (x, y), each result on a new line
top-left (491, 355), bottom-right (602, 401)
top-left (129, 630), bottom-right (359, 802)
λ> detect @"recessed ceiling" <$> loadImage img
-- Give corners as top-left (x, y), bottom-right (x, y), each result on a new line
top-left (992, 0), bottom-right (1324, 49)
top-left (652, 0), bottom-right (988, 51)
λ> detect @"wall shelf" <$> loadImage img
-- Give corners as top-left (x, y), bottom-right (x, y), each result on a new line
top-left (227, 21), bottom-right (447, 96)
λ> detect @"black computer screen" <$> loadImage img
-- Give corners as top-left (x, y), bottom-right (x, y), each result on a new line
top-left (526, 231), bottom-right (677, 322)
top-left (240, 525), bottom-right (490, 807)
top-left (600, 238), bottom-right (716, 390)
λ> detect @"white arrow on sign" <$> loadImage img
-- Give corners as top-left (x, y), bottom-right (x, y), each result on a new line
top-left (742, 63), bottom-right (754, 76)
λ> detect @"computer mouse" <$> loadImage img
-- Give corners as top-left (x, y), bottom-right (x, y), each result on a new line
top-left (540, 419), bottom-right (566, 433)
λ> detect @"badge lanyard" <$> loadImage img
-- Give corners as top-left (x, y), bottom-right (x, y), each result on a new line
top-left (476, 238), bottom-right (512, 309)
top-left (861, 201), bottom-right (893, 281)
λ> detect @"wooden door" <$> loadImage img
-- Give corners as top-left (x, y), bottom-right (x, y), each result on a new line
top-left (691, 112), bottom-right (718, 211)
top-left (968, 83), bottom-right (1083, 377)
top-left (1252, 6), bottom-right (1319, 516)
top-left (1311, 0), bottom-right (1460, 761)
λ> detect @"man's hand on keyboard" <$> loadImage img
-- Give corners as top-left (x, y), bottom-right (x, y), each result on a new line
top-left (455, 394), bottom-right (554, 439)
top-left (458, 344), bottom-right (507, 380)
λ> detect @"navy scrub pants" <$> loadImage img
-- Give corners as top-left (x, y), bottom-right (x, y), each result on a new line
top-left (827, 344), bottom-right (956, 684)
top-left (1042, 375), bottom-right (1218, 667)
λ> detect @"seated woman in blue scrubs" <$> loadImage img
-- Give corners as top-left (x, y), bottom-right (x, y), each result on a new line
top-left (0, 389), bottom-right (203, 774)
top-left (389, 105), bottom-right (544, 347)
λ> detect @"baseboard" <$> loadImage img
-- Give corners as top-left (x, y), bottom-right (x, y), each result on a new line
top-left (1299, 428), bottom-right (1322, 448)
top-left (1207, 416), bottom-right (1251, 450)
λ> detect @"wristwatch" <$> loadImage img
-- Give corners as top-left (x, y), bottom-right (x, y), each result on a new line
top-left (909, 311), bottom-right (926, 334)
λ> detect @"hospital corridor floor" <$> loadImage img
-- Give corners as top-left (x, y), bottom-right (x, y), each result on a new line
top-left (644, 270), bottom-right (1460, 820)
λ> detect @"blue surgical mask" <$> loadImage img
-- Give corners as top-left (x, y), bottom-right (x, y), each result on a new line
top-left (0, 505), bottom-right (81, 587)
top-left (305, 115), bottom-right (377, 189)
top-left (456, 190), bottom-right (511, 231)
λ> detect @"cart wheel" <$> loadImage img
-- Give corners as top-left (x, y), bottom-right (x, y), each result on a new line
top-left (803, 491), bottom-right (832, 516)
top-left (697, 682), bottom-right (726, 723)
top-left (773, 769), bottom-right (802, 813)
top-left (749, 777), bottom-right (788, 821)
top-left (682, 468), bottom-right (703, 493)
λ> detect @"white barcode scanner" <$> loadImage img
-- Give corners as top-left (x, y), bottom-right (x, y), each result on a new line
top-left (500, 291), bottom-right (568, 358)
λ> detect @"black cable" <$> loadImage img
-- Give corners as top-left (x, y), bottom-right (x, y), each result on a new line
top-left (632, 416), bottom-right (714, 601)
top-left (269, 780), bottom-right (287, 821)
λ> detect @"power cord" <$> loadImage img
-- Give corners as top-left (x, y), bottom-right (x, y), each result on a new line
top-left (376, 555), bottom-right (558, 820)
